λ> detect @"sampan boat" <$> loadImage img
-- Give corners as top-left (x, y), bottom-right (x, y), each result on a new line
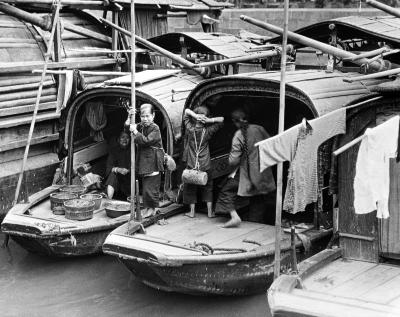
top-left (102, 69), bottom-right (387, 295)
top-left (1, 70), bottom-right (202, 256)
top-left (268, 90), bottom-right (400, 317)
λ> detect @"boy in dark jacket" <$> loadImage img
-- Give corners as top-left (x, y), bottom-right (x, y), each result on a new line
top-left (131, 104), bottom-right (164, 218)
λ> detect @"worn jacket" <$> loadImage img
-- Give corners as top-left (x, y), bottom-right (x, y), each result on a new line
top-left (229, 124), bottom-right (276, 197)
top-left (182, 113), bottom-right (223, 171)
top-left (135, 122), bottom-right (164, 175)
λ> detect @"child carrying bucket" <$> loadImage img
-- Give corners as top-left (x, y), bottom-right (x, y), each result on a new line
top-left (182, 106), bottom-right (224, 218)
top-left (131, 104), bottom-right (165, 218)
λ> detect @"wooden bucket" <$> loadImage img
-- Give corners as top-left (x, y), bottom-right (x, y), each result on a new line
top-left (182, 169), bottom-right (208, 186)
top-left (64, 199), bottom-right (95, 221)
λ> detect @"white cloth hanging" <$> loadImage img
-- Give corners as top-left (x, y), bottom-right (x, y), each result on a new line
top-left (354, 115), bottom-right (400, 218)
top-left (56, 70), bottom-right (73, 114)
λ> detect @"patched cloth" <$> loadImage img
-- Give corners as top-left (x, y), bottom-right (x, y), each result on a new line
top-left (258, 108), bottom-right (346, 214)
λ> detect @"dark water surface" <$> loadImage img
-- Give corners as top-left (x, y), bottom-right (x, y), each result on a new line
top-left (0, 234), bottom-right (270, 317)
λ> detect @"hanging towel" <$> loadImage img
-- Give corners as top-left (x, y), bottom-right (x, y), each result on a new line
top-left (85, 101), bottom-right (107, 142)
top-left (258, 108), bottom-right (346, 213)
top-left (354, 115), bottom-right (400, 218)
top-left (56, 70), bottom-right (73, 114)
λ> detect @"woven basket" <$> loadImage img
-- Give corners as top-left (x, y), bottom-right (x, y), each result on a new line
top-left (64, 199), bottom-right (95, 221)
top-left (182, 168), bottom-right (208, 186)
top-left (80, 193), bottom-right (103, 210)
top-left (50, 192), bottom-right (78, 213)
top-left (59, 185), bottom-right (86, 195)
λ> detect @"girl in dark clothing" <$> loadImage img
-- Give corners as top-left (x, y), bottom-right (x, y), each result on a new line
top-left (131, 103), bottom-right (164, 218)
top-left (182, 106), bottom-right (224, 218)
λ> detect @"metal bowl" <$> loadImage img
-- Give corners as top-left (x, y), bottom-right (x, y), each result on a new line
top-left (103, 201), bottom-right (131, 218)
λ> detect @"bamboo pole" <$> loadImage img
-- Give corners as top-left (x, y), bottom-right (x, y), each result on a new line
top-left (192, 49), bottom-right (285, 68)
top-left (13, 2), bottom-right (61, 206)
top-left (0, 2), bottom-right (52, 30)
top-left (239, 15), bottom-right (398, 73)
top-left (129, 0), bottom-right (140, 229)
top-left (32, 69), bottom-right (130, 76)
top-left (274, 0), bottom-right (290, 281)
top-left (366, 0), bottom-right (400, 18)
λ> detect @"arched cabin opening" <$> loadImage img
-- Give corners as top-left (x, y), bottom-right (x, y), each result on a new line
top-left (183, 76), bottom-right (318, 224)
top-left (62, 87), bottom-right (173, 201)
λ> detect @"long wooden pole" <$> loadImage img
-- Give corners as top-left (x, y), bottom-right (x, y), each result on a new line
top-left (239, 15), bottom-right (398, 73)
top-left (366, 0), bottom-right (400, 18)
top-left (129, 0), bottom-right (140, 226)
top-left (274, 0), bottom-right (289, 281)
top-left (13, 2), bottom-right (61, 206)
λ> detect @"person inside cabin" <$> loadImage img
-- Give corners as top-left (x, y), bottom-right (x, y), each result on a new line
top-left (130, 103), bottom-right (165, 218)
top-left (105, 130), bottom-right (131, 199)
top-left (182, 106), bottom-right (224, 218)
top-left (215, 108), bottom-right (276, 228)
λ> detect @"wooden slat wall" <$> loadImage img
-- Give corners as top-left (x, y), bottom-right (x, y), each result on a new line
top-left (338, 105), bottom-right (379, 263)
top-left (0, 11), bottom-right (117, 217)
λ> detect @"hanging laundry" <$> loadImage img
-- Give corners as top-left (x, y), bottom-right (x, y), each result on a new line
top-left (85, 101), bottom-right (107, 142)
top-left (354, 115), bottom-right (400, 218)
top-left (258, 108), bottom-right (346, 213)
top-left (55, 70), bottom-right (73, 114)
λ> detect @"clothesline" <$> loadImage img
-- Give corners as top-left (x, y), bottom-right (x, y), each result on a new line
top-left (254, 95), bottom-right (383, 148)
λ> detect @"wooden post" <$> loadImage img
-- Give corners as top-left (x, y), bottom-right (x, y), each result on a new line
top-left (13, 1), bottom-right (61, 206)
top-left (111, 10), bottom-right (119, 71)
top-left (128, 0), bottom-right (141, 228)
top-left (274, 0), bottom-right (289, 281)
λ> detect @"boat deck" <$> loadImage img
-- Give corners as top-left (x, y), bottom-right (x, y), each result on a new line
top-left (302, 258), bottom-right (400, 307)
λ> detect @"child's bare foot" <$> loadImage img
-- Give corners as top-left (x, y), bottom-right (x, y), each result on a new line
top-left (208, 211), bottom-right (216, 218)
top-left (222, 218), bottom-right (241, 228)
top-left (185, 211), bottom-right (195, 218)
top-left (142, 208), bottom-right (153, 219)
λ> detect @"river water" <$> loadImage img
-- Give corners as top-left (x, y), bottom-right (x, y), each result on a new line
top-left (0, 234), bottom-right (270, 317)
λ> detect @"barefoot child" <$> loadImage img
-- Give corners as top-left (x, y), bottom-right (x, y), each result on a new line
top-left (182, 106), bottom-right (224, 218)
top-left (131, 104), bottom-right (164, 218)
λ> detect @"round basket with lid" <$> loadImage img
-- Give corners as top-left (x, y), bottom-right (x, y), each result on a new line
top-left (63, 199), bottom-right (95, 221)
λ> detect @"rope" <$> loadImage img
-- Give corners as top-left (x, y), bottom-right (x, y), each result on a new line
top-left (193, 128), bottom-right (205, 170)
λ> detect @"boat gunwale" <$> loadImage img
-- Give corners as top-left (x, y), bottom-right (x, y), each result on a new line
top-left (102, 221), bottom-right (332, 265)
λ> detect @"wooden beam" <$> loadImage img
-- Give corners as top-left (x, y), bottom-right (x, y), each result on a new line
top-left (0, 101), bottom-right (56, 117)
top-left (0, 57), bottom-right (124, 74)
top-left (63, 21), bottom-right (112, 44)
top-left (0, 133), bottom-right (59, 152)
top-left (0, 111), bottom-right (59, 129)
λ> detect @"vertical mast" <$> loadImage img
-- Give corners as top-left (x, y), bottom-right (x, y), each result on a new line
top-left (274, 0), bottom-right (290, 280)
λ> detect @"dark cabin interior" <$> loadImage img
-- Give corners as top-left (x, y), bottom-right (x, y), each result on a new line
top-left (67, 90), bottom-right (322, 226)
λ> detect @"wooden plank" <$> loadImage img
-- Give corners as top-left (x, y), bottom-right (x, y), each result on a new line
top-left (0, 111), bottom-right (59, 129)
top-left (329, 264), bottom-right (400, 299)
top-left (0, 58), bottom-right (122, 74)
top-left (0, 87), bottom-right (56, 103)
top-left (72, 141), bottom-right (108, 169)
top-left (0, 80), bottom-right (54, 93)
top-left (302, 259), bottom-right (377, 293)
top-left (0, 95), bottom-right (56, 110)
top-left (0, 133), bottom-right (58, 152)
top-left (0, 101), bottom-right (56, 117)
top-left (363, 273), bottom-right (400, 304)
top-left (63, 21), bottom-right (112, 44)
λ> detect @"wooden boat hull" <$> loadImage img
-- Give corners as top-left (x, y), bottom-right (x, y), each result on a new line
top-left (119, 250), bottom-right (292, 295)
top-left (6, 229), bottom-right (111, 257)
top-left (103, 218), bottom-right (331, 296)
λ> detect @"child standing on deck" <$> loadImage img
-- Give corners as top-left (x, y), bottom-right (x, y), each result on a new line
top-left (131, 104), bottom-right (164, 218)
top-left (182, 106), bottom-right (224, 218)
